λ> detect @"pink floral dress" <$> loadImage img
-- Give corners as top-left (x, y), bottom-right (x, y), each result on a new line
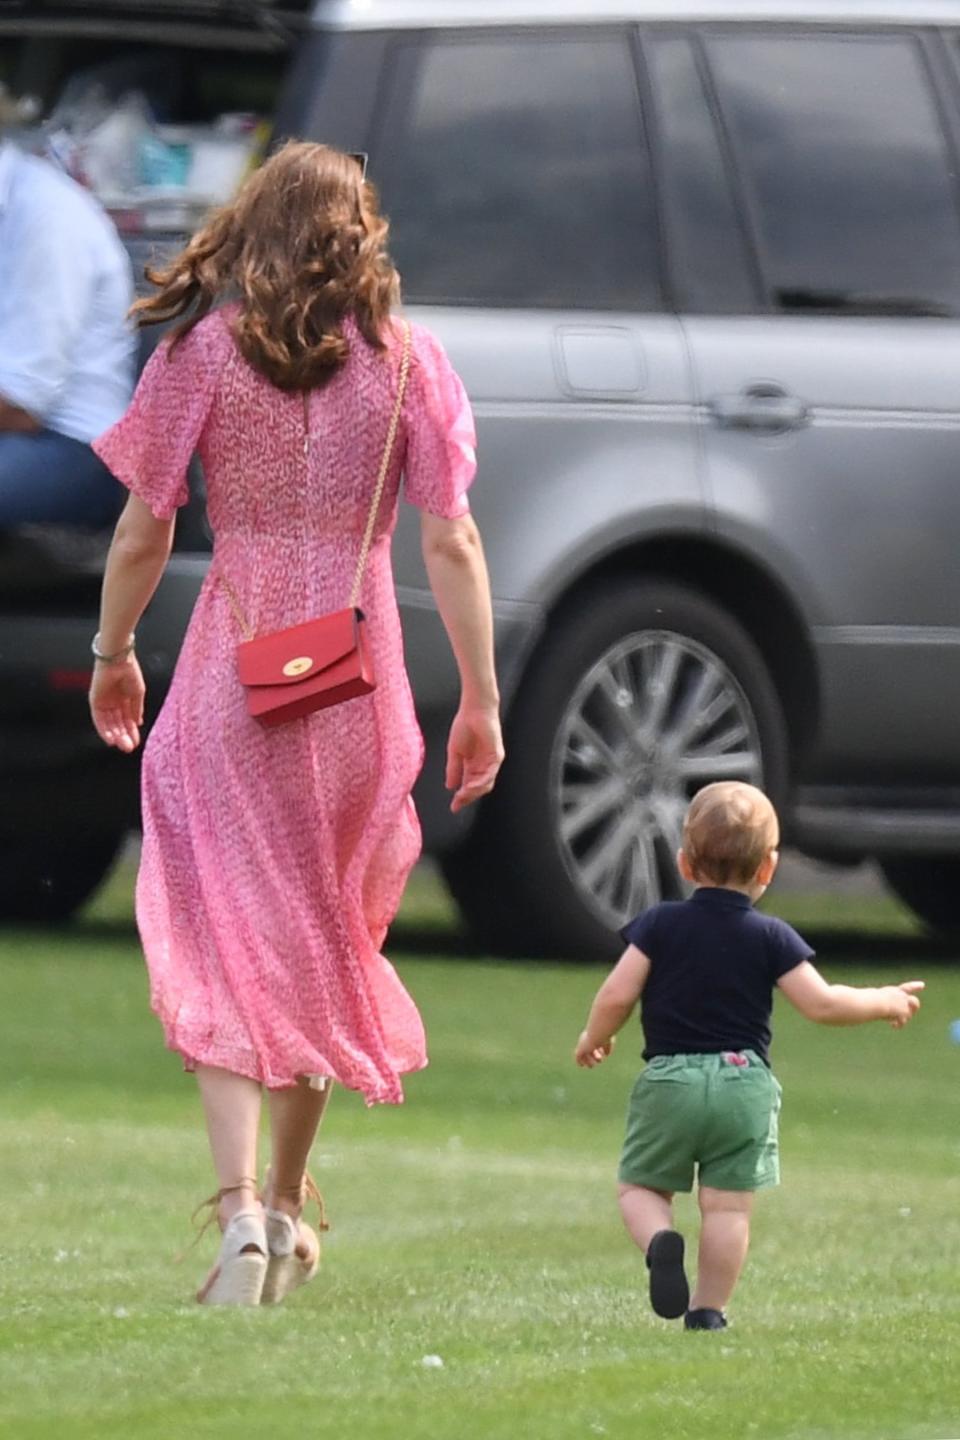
top-left (93, 310), bottom-right (476, 1104)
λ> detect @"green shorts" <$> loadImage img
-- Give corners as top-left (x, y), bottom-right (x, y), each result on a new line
top-left (618, 1051), bottom-right (782, 1194)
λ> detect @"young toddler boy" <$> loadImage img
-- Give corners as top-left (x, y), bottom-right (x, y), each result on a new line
top-left (574, 780), bottom-right (923, 1330)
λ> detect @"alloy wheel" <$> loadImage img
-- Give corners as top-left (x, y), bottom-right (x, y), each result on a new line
top-left (549, 631), bottom-right (763, 929)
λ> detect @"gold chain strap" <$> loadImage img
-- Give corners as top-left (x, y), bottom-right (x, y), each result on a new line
top-left (220, 570), bottom-right (255, 643)
top-left (350, 319), bottom-right (412, 610)
top-left (219, 319), bottom-right (412, 638)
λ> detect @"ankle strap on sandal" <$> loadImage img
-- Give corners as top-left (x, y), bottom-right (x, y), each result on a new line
top-left (265, 1171), bottom-right (330, 1232)
top-left (191, 1177), bottom-right (260, 1220)
top-left (216, 1179), bottom-right (260, 1199)
top-left (178, 1177), bottom-right (261, 1261)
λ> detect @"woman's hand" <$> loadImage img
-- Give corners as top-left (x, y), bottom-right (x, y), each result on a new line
top-left (445, 703), bottom-right (504, 813)
top-left (421, 513), bottom-right (502, 813)
top-left (89, 656), bottom-right (146, 753)
top-left (88, 496), bottom-right (174, 753)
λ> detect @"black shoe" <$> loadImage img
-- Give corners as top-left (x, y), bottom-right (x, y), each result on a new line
top-left (645, 1229), bottom-right (689, 1319)
top-left (684, 1307), bottom-right (728, 1331)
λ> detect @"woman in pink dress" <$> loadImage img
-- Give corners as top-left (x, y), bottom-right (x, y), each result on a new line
top-left (88, 143), bottom-right (503, 1306)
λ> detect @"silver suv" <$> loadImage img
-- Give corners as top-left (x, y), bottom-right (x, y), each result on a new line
top-left (3, 0), bottom-right (960, 951)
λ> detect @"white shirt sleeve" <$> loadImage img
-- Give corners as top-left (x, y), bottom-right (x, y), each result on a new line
top-left (0, 194), bottom-right (97, 422)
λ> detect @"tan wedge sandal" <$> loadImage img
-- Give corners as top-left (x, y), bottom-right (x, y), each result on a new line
top-left (260, 1172), bottom-right (330, 1306)
top-left (188, 1179), bottom-right (268, 1307)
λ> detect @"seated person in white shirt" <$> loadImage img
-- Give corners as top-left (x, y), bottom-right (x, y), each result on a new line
top-left (0, 132), bottom-right (135, 528)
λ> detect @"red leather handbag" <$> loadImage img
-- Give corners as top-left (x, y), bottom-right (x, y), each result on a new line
top-left (220, 320), bottom-right (411, 728)
top-left (235, 607), bottom-right (375, 728)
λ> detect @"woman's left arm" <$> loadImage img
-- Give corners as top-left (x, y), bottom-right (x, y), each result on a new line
top-left (89, 495), bottom-right (175, 753)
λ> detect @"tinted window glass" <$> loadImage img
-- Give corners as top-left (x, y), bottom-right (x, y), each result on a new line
top-left (378, 34), bottom-right (660, 310)
top-left (709, 35), bottom-right (960, 316)
top-left (647, 36), bottom-right (755, 313)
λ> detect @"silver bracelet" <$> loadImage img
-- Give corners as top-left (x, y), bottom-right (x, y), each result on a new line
top-left (91, 632), bottom-right (136, 665)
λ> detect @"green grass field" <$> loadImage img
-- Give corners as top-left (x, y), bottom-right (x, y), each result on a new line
top-left (1, 864), bottom-right (958, 1440)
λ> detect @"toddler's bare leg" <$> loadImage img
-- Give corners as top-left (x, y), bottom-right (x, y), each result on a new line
top-left (620, 1184), bottom-right (689, 1318)
top-left (617, 1183), bottom-right (674, 1251)
top-left (691, 1186), bottom-right (753, 1311)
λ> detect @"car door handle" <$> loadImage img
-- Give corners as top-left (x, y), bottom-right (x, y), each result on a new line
top-left (708, 385), bottom-right (809, 433)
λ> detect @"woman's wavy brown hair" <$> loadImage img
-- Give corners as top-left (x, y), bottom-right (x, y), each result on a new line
top-left (133, 141), bottom-right (399, 390)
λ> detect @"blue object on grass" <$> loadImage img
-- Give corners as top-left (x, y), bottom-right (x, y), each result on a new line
top-left (949, 1020), bottom-right (960, 1045)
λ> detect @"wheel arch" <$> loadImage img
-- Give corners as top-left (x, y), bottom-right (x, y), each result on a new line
top-left (518, 533), bottom-right (820, 769)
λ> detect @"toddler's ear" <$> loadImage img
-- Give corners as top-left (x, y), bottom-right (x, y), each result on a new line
top-left (758, 849), bottom-right (779, 884)
top-left (677, 848), bottom-right (695, 883)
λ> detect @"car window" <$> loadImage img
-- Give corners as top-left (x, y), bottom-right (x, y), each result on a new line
top-left (377, 32), bottom-right (660, 310)
top-left (708, 33), bottom-right (960, 317)
top-left (646, 35), bottom-right (756, 313)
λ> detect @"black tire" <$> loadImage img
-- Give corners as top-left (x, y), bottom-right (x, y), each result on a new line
top-left (0, 834), bottom-right (124, 924)
top-left (880, 857), bottom-right (960, 937)
top-left (442, 579), bottom-right (790, 959)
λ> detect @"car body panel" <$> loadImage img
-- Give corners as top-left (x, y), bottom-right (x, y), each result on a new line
top-left (686, 314), bottom-right (960, 779)
top-left (394, 308), bottom-right (704, 611)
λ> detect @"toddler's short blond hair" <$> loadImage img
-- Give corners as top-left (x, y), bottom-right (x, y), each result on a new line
top-left (682, 782), bottom-right (779, 886)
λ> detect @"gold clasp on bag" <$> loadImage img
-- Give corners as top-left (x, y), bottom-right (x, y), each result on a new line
top-left (283, 656), bottom-right (313, 678)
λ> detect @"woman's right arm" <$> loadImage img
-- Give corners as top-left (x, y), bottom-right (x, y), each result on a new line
top-left (421, 511), bottom-right (504, 813)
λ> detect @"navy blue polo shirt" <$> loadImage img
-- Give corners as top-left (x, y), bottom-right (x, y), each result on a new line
top-left (620, 887), bottom-right (814, 1066)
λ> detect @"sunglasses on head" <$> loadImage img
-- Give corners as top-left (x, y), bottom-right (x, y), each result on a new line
top-left (348, 151), bottom-right (369, 180)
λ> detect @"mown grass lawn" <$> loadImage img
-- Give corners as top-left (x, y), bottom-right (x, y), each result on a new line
top-left (0, 864), bottom-right (958, 1440)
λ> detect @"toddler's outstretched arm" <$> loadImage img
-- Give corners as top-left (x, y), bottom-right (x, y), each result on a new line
top-left (575, 945), bottom-right (651, 1067)
top-left (778, 962), bottom-right (923, 1028)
